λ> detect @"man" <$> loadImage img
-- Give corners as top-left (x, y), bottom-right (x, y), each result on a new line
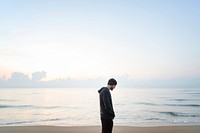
top-left (98, 78), bottom-right (117, 133)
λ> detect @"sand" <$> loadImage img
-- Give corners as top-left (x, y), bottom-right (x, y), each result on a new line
top-left (0, 125), bottom-right (200, 133)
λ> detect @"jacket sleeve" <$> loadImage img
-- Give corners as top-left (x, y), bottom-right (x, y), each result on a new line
top-left (101, 90), bottom-right (115, 117)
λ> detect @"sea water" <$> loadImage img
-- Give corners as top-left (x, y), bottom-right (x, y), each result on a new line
top-left (0, 88), bottom-right (200, 126)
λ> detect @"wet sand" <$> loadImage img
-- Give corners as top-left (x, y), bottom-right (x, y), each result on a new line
top-left (0, 125), bottom-right (200, 133)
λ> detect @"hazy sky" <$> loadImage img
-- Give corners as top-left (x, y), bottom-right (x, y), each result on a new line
top-left (0, 0), bottom-right (200, 81)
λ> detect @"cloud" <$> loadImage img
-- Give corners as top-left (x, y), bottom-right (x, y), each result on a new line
top-left (4, 72), bottom-right (31, 87)
top-left (0, 71), bottom-right (200, 88)
top-left (9, 72), bottom-right (30, 82)
top-left (0, 71), bottom-right (105, 88)
top-left (31, 71), bottom-right (46, 82)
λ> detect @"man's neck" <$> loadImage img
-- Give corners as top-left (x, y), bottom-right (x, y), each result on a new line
top-left (107, 86), bottom-right (111, 90)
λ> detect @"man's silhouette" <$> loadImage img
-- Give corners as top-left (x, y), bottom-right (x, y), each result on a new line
top-left (98, 78), bottom-right (117, 133)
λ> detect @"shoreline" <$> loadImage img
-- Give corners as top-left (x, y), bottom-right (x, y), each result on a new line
top-left (1, 125), bottom-right (200, 133)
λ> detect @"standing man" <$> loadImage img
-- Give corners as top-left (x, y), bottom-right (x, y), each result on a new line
top-left (98, 78), bottom-right (117, 133)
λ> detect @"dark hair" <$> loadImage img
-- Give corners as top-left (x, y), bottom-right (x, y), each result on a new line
top-left (108, 78), bottom-right (117, 85)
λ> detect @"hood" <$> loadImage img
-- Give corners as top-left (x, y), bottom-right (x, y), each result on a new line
top-left (98, 87), bottom-right (106, 93)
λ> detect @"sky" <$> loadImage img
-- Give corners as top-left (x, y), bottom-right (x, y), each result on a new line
top-left (0, 0), bottom-right (200, 84)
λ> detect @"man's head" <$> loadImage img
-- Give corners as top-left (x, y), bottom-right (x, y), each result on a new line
top-left (107, 78), bottom-right (117, 91)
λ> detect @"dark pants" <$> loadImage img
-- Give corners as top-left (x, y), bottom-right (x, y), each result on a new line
top-left (101, 118), bottom-right (113, 133)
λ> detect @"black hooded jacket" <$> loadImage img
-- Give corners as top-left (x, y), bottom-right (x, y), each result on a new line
top-left (98, 87), bottom-right (115, 119)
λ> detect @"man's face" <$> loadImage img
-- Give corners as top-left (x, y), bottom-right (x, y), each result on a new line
top-left (110, 85), bottom-right (116, 91)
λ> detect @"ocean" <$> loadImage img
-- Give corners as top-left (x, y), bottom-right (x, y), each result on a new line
top-left (0, 87), bottom-right (200, 126)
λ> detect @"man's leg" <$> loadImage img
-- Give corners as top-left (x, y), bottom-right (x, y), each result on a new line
top-left (101, 118), bottom-right (113, 133)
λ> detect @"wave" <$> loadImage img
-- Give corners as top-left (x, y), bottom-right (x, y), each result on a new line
top-left (188, 93), bottom-right (200, 95)
top-left (171, 99), bottom-right (189, 101)
top-left (2, 120), bottom-right (34, 125)
top-left (0, 99), bottom-right (18, 102)
top-left (167, 98), bottom-right (197, 101)
top-left (136, 102), bottom-right (159, 106)
top-left (41, 118), bottom-right (62, 122)
top-left (135, 102), bottom-right (200, 107)
top-left (164, 104), bottom-right (200, 107)
top-left (158, 111), bottom-right (199, 117)
top-left (1, 118), bottom-right (62, 125)
top-left (145, 118), bottom-right (165, 120)
top-left (0, 105), bottom-right (32, 108)
top-left (0, 104), bottom-right (61, 109)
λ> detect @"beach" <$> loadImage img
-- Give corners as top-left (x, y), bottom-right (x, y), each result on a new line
top-left (0, 126), bottom-right (200, 133)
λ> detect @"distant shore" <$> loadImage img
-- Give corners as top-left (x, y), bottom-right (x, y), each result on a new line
top-left (0, 125), bottom-right (200, 133)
